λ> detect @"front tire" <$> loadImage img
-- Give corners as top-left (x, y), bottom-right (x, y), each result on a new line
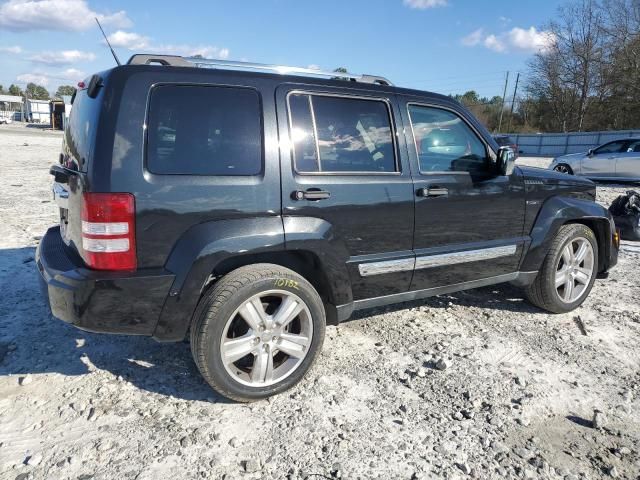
top-left (524, 224), bottom-right (598, 313)
top-left (190, 264), bottom-right (326, 402)
top-left (553, 163), bottom-right (574, 175)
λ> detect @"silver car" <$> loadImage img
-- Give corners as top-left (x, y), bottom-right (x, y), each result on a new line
top-left (549, 138), bottom-right (640, 181)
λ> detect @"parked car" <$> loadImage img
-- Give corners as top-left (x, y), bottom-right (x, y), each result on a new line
top-left (493, 135), bottom-right (519, 158)
top-left (37, 55), bottom-right (619, 402)
top-left (550, 138), bottom-right (640, 181)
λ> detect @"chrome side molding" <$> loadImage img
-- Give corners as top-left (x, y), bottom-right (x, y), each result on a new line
top-left (358, 257), bottom-right (415, 277)
top-left (358, 244), bottom-right (518, 277)
top-left (415, 245), bottom-right (517, 269)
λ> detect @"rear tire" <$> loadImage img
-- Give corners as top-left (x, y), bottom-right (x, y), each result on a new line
top-left (190, 263), bottom-right (325, 402)
top-left (524, 224), bottom-right (598, 313)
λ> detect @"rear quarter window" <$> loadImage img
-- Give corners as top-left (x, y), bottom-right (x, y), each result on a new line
top-left (146, 85), bottom-right (262, 176)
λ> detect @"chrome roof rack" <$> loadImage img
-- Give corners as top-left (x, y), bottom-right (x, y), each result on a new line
top-left (126, 54), bottom-right (393, 86)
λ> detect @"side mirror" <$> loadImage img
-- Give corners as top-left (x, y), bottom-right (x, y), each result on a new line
top-left (587, 149), bottom-right (594, 156)
top-left (497, 147), bottom-right (515, 176)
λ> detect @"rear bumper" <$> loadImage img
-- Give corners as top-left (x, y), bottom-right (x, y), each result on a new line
top-left (36, 226), bottom-right (175, 336)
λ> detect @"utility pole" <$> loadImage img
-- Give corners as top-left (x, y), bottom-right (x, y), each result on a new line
top-left (497, 71), bottom-right (509, 133)
top-left (507, 72), bottom-right (520, 133)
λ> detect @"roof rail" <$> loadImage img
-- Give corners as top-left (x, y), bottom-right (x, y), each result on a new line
top-left (126, 54), bottom-right (393, 86)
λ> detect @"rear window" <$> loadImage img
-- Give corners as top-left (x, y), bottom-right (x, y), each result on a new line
top-left (65, 89), bottom-right (100, 172)
top-left (146, 85), bottom-right (262, 175)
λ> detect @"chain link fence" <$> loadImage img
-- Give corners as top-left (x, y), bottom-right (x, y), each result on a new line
top-left (503, 130), bottom-right (640, 157)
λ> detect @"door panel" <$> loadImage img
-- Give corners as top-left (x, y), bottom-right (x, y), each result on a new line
top-left (583, 140), bottom-right (626, 178)
top-left (276, 86), bottom-right (416, 301)
top-left (616, 140), bottom-right (640, 179)
top-left (400, 99), bottom-right (527, 291)
top-left (582, 155), bottom-right (617, 177)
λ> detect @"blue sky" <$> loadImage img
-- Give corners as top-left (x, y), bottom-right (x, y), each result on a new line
top-left (0, 0), bottom-right (563, 98)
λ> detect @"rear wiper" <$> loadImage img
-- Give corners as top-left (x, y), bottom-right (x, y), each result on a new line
top-left (49, 164), bottom-right (73, 184)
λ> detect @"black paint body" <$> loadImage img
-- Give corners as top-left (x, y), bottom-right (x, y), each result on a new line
top-left (37, 64), bottom-right (618, 341)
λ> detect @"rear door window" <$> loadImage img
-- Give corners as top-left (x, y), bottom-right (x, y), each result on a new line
top-left (147, 85), bottom-right (262, 175)
top-left (288, 93), bottom-right (396, 173)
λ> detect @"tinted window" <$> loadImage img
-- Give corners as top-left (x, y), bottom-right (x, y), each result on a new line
top-left (147, 85), bottom-right (262, 175)
top-left (289, 94), bottom-right (396, 173)
top-left (66, 89), bottom-right (100, 172)
top-left (408, 105), bottom-right (488, 174)
top-left (627, 140), bottom-right (640, 153)
top-left (594, 141), bottom-right (626, 155)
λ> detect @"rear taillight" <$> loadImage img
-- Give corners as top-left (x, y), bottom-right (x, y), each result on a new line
top-left (81, 193), bottom-right (136, 271)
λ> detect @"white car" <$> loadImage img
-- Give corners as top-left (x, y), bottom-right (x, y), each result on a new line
top-left (549, 138), bottom-right (640, 181)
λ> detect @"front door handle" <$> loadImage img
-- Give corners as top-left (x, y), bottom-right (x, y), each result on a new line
top-left (292, 189), bottom-right (331, 201)
top-left (417, 187), bottom-right (449, 198)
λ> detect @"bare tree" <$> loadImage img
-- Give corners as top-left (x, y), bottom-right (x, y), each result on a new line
top-left (523, 0), bottom-right (638, 132)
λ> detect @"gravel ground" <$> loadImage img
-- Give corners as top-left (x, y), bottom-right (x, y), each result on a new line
top-left (0, 124), bottom-right (639, 480)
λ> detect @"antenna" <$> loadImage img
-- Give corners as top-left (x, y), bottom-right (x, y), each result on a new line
top-left (95, 17), bottom-right (121, 66)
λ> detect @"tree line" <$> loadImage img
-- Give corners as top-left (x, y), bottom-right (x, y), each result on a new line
top-left (0, 83), bottom-right (76, 101)
top-left (524, 0), bottom-right (639, 133)
top-left (455, 0), bottom-right (639, 133)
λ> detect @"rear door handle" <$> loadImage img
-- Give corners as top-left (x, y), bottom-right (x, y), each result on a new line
top-left (292, 189), bottom-right (331, 201)
top-left (417, 187), bottom-right (449, 198)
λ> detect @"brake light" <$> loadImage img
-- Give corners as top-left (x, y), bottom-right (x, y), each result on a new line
top-left (81, 193), bottom-right (136, 271)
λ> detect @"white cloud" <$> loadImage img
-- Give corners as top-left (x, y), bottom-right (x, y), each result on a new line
top-left (484, 34), bottom-right (507, 53)
top-left (461, 26), bottom-right (555, 54)
top-left (29, 49), bottom-right (96, 65)
top-left (17, 72), bottom-right (49, 86)
top-left (461, 28), bottom-right (483, 47)
top-left (106, 30), bottom-right (230, 60)
top-left (161, 44), bottom-right (230, 59)
top-left (59, 68), bottom-right (85, 80)
top-left (507, 27), bottom-right (555, 52)
top-left (0, 45), bottom-right (22, 54)
top-left (16, 67), bottom-right (85, 88)
top-left (403, 0), bottom-right (447, 8)
top-left (0, 0), bottom-right (131, 32)
top-left (106, 30), bottom-right (150, 50)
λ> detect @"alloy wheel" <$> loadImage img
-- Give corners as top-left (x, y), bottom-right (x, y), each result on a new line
top-left (554, 164), bottom-right (571, 174)
top-left (555, 237), bottom-right (594, 303)
top-left (220, 290), bottom-right (313, 387)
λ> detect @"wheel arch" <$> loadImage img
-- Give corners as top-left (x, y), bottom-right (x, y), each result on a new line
top-left (153, 217), bottom-right (352, 341)
top-left (563, 217), bottom-right (611, 273)
top-left (554, 162), bottom-right (575, 174)
top-left (211, 249), bottom-right (345, 325)
top-left (520, 195), bottom-right (613, 274)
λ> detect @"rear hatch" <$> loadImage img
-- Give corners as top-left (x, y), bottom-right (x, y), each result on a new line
top-left (53, 75), bottom-right (137, 272)
top-left (54, 84), bottom-right (99, 249)
top-left (51, 78), bottom-right (104, 256)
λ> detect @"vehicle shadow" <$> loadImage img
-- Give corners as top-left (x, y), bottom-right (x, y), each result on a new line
top-left (0, 245), bottom-right (545, 401)
top-left (349, 282), bottom-right (542, 322)
top-left (0, 246), bottom-right (231, 404)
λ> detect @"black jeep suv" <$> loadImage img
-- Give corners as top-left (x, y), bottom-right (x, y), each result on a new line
top-left (37, 55), bottom-right (618, 401)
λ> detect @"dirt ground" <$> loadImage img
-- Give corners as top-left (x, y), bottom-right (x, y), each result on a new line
top-left (0, 123), bottom-right (638, 480)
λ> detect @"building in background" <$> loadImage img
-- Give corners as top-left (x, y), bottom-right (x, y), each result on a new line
top-left (25, 99), bottom-right (50, 123)
top-left (0, 94), bottom-right (23, 123)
